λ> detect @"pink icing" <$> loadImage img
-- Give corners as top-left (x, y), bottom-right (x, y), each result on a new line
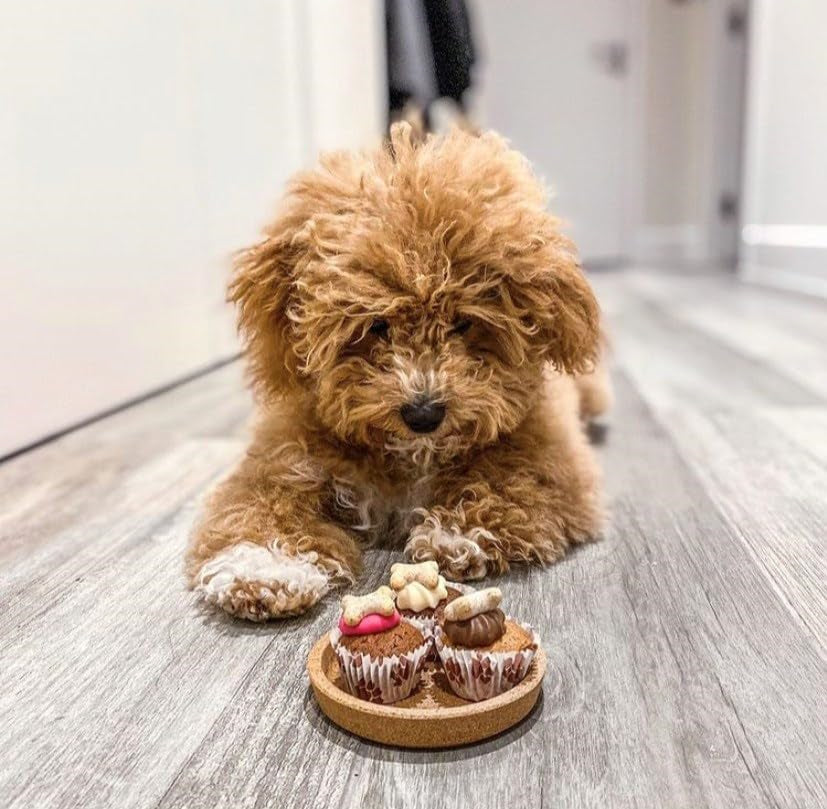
top-left (338, 609), bottom-right (401, 636)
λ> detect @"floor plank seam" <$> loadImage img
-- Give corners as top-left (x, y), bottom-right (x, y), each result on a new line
top-left (612, 369), bottom-right (825, 656)
top-left (637, 294), bottom-right (825, 404)
top-left (713, 671), bottom-right (784, 809)
top-left (153, 616), bottom-right (279, 809)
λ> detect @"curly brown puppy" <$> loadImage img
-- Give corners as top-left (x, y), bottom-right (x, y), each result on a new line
top-left (187, 124), bottom-right (611, 621)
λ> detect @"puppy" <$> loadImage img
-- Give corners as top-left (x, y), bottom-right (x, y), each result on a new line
top-left (187, 124), bottom-right (611, 621)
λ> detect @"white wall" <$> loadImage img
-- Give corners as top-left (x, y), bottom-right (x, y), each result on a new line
top-left (0, 0), bottom-right (384, 456)
top-left (739, 0), bottom-right (827, 297)
top-left (641, 0), bottom-right (708, 231)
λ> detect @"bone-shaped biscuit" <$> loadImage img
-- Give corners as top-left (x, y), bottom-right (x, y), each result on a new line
top-left (341, 586), bottom-right (396, 626)
top-left (443, 587), bottom-right (502, 622)
top-left (389, 560), bottom-right (440, 591)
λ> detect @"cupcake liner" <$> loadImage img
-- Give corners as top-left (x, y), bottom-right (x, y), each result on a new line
top-left (434, 620), bottom-right (539, 702)
top-left (401, 613), bottom-right (441, 663)
top-left (330, 620), bottom-right (431, 704)
top-left (402, 612), bottom-right (438, 639)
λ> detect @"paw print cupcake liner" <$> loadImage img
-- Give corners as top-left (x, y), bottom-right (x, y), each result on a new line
top-left (434, 621), bottom-right (539, 702)
top-left (330, 621), bottom-right (431, 705)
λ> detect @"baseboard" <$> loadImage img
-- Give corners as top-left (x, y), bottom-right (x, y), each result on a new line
top-left (739, 263), bottom-right (827, 299)
top-left (739, 236), bottom-right (827, 299)
top-left (0, 354), bottom-right (241, 465)
top-left (633, 225), bottom-right (707, 263)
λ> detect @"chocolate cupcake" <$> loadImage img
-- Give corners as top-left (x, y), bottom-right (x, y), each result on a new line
top-left (330, 586), bottom-right (430, 704)
top-left (435, 587), bottom-right (538, 702)
top-left (389, 561), bottom-right (462, 636)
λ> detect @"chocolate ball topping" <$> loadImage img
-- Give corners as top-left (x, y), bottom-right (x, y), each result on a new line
top-left (443, 608), bottom-right (506, 647)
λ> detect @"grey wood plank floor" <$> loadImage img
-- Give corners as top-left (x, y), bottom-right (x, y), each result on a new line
top-left (1, 269), bottom-right (824, 809)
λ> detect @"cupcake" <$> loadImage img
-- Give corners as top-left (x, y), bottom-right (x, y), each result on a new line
top-left (389, 561), bottom-right (463, 636)
top-left (330, 586), bottom-right (430, 704)
top-left (434, 586), bottom-right (538, 702)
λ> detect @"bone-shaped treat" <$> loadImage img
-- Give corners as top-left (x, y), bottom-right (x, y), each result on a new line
top-left (341, 586), bottom-right (396, 627)
top-left (389, 560), bottom-right (440, 591)
top-left (443, 587), bottom-right (502, 622)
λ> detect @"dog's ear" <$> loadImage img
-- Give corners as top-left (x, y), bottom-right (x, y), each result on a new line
top-left (509, 247), bottom-right (601, 375)
top-left (539, 256), bottom-right (600, 374)
top-left (228, 211), bottom-right (308, 399)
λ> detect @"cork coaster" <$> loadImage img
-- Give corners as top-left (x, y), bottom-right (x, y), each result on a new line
top-left (307, 634), bottom-right (546, 748)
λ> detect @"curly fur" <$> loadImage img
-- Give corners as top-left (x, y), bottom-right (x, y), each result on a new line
top-left (187, 124), bottom-right (611, 621)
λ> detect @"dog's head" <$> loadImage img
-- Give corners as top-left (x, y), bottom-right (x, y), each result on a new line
top-left (231, 124), bottom-right (599, 460)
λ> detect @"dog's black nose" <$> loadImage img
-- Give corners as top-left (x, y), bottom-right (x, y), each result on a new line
top-left (400, 398), bottom-right (446, 433)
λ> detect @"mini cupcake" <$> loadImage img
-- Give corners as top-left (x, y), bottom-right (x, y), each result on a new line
top-left (389, 561), bottom-right (463, 636)
top-left (330, 586), bottom-right (430, 704)
top-left (434, 586), bottom-right (538, 702)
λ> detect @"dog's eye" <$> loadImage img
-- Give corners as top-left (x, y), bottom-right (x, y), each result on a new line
top-left (451, 318), bottom-right (473, 336)
top-left (369, 319), bottom-right (390, 338)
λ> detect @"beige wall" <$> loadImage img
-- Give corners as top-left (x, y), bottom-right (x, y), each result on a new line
top-left (636, 0), bottom-right (713, 261)
top-left (642, 0), bottom-right (708, 228)
top-left (637, 0), bottom-right (746, 264)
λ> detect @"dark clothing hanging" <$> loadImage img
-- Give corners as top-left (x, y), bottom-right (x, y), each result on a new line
top-left (385, 0), bottom-right (477, 124)
top-left (421, 0), bottom-right (476, 104)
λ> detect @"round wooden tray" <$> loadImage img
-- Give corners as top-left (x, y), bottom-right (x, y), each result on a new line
top-left (307, 634), bottom-right (546, 748)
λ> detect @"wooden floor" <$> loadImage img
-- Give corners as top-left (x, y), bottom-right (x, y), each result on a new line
top-left (1, 269), bottom-right (825, 809)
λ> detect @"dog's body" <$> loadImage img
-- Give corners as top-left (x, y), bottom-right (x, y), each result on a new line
top-left (187, 125), bottom-right (611, 621)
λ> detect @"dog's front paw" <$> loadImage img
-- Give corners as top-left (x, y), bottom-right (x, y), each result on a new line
top-left (195, 541), bottom-right (331, 621)
top-left (404, 514), bottom-right (495, 581)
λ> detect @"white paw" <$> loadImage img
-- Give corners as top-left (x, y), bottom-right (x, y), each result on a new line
top-left (404, 514), bottom-right (494, 581)
top-left (196, 541), bottom-right (331, 621)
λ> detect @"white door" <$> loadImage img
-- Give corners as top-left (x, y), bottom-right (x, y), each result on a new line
top-left (472, 0), bottom-right (633, 263)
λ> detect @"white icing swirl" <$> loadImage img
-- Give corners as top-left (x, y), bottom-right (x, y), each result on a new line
top-left (396, 575), bottom-right (448, 612)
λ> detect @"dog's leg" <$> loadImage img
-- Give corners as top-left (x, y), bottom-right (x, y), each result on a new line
top-left (406, 413), bottom-right (602, 580)
top-left (404, 509), bottom-right (494, 581)
top-left (575, 361), bottom-right (613, 423)
top-left (186, 459), bottom-right (360, 622)
top-left (406, 472), bottom-right (601, 580)
top-left (575, 332), bottom-right (613, 424)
